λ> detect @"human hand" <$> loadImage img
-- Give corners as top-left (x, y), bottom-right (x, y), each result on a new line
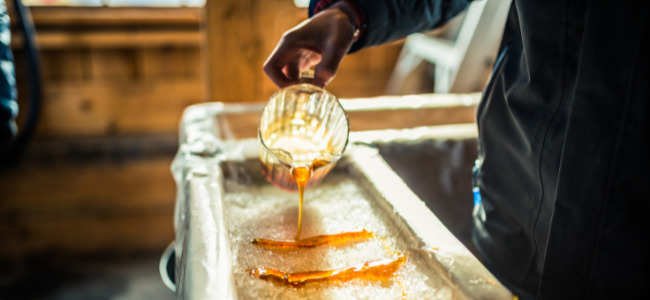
top-left (263, 2), bottom-right (359, 88)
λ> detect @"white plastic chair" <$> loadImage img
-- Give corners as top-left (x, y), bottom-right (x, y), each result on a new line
top-left (385, 0), bottom-right (512, 94)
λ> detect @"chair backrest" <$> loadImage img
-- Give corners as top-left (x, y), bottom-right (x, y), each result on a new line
top-left (448, 0), bottom-right (512, 93)
top-left (385, 0), bottom-right (512, 94)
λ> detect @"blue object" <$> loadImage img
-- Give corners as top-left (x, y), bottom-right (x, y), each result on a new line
top-left (0, 0), bottom-right (17, 147)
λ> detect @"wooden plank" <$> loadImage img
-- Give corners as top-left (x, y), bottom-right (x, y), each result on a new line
top-left (27, 6), bottom-right (201, 27)
top-left (39, 86), bottom-right (114, 136)
top-left (36, 78), bottom-right (204, 137)
top-left (17, 134), bottom-right (179, 160)
top-left (0, 157), bottom-right (175, 215)
top-left (39, 49), bottom-right (85, 81)
top-left (181, 47), bottom-right (203, 79)
top-left (0, 215), bottom-right (175, 259)
top-left (17, 30), bottom-right (202, 49)
top-left (90, 48), bottom-right (137, 80)
top-left (107, 78), bottom-right (203, 134)
top-left (326, 68), bottom-right (394, 98)
top-left (140, 47), bottom-right (193, 79)
top-left (365, 41), bottom-right (404, 70)
top-left (337, 42), bottom-right (403, 72)
top-left (204, 0), bottom-right (264, 102)
top-left (0, 157), bottom-right (176, 259)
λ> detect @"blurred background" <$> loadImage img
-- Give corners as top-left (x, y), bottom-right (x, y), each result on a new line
top-left (0, 0), bottom-right (505, 298)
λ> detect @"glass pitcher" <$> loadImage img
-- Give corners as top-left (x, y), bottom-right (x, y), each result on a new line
top-left (258, 83), bottom-right (349, 191)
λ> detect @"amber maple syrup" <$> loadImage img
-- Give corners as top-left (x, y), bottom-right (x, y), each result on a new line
top-left (256, 111), bottom-right (407, 295)
top-left (250, 229), bottom-right (408, 297)
top-left (251, 230), bottom-right (375, 250)
top-left (291, 165), bottom-right (310, 240)
top-left (259, 124), bottom-right (338, 240)
top-left (249, 255), bottom-right (407, 287)
top-left (257, 150), bottom-right (409, 295)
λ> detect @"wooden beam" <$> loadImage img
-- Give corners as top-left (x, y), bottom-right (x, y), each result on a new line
top-left (204, 0), bottom-right (265, 102)
top-left (27, 6), bottom-right (202, 27)
top-left (12, 30), bottom-right (202, 49)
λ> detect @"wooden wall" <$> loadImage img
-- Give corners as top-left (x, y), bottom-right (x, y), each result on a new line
top-left (2, 6), bottom-right (204, 260)
top-left (12, 6), bottom-right (205, 138)
top-left (1, 2), bottom-right (404, 260)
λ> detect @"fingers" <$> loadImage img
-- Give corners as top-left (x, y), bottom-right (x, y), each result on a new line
top-left (264, 7), bottom-right (357, 88)
top-left (285, 62), bottom-right (301, 83)
top-left (263, 43), bottom-right (301, 88)
top-left (264, 43), bottom-right (320, 88)
top-left (312, 40), bottom-right (349, 87)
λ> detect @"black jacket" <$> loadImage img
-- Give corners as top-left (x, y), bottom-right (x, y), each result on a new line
top-left (0, 1), bottom-right (17, 147)
top-left (311, 0), bottom-right (650, 298)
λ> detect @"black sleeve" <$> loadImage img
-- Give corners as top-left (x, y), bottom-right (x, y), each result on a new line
top-left (309, 0), bottom-right (472, 52)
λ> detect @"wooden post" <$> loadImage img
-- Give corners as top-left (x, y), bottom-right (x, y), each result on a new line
top-left (203, 0), bottom-right (404, 102)
top-left (204, 0), bottom-right (264, 102)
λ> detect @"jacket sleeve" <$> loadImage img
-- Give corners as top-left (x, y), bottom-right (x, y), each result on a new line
top-left (0, 0), bottom-right (17, 147)
top-left (309, 0), bottom-right (472, 52)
